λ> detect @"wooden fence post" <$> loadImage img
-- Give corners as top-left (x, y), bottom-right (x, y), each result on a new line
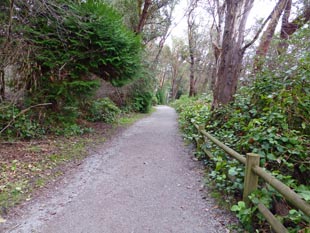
top-left (196, 125), bottom-right (204, 152)
top-left (243, 153), bottom-right (260, 206)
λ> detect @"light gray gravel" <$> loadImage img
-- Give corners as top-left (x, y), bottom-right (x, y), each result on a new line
top-left (1, 106), bottom-right (235, 233)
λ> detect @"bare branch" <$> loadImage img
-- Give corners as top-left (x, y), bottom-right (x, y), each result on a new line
top-left (241, 5), bottom-right (277, 51)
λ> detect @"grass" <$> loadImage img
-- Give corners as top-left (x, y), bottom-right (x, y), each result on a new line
top-left (118, 113), bottom-right (146, 125)
top-left (117, 107), bottom-right (155, 126)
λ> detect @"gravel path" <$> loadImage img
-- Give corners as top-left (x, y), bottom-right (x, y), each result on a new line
top-left (1, 106), bottom-right (234, 233)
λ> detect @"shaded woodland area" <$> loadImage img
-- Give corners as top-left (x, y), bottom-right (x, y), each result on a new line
top-left (0, 0), bottom-right (309, 231)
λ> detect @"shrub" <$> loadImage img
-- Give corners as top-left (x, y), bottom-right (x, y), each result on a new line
top-left (0, 103), bottom-right (45, 139)
top-left (25, 0), bottom-right (142, 88)
top-left (12, 0), bottom-right (143, 128)
top-left (127, 67), bottom-right (156, 113)
top-left (156, 88), bottom-right (167, 105)
top-left (87, 98), bottom-right (121, 123)
top-left (132, 91), bottom-right (153, 113)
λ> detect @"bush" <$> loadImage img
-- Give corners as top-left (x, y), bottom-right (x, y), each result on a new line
top-left (87, 98), bottom-right (121, 123)
top-left (11, 0), bottom-right (143, 129)
top-left (126, 65), bottom-right (156, 113)
top-left (156, 88), bottom-right (167, 105)
top-left (132, 91), bottom-right (153, 113)
top-left (25, 0), bottom-right (142, 88)
top-left (0, 103), bottom-right (45, 139)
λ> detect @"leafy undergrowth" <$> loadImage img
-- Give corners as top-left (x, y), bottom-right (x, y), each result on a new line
top-left (172, 31), bottom-right (310, 232)
top-left (172, 91), bottom-right (310, 231)
top-left (173, 95), bottom-right (310, 232)
top-left (0, 112), bottom-right (147, 218)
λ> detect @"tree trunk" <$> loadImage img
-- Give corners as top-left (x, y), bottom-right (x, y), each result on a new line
top-left (0, 0), bottom-right (15, 102)
top-left (135, 0), bottom-right (152, 34)
top-left (278, 1), bottom-right (310, 54)
top-left (7, 0), bottom-right (14, 42)
top-left (189, 64), bottom-right (195, 96)
top-left (170, 61), bottom-right (178, 100)
top-left (253, 0), bottom-right (288, 72)
top-left (277, 0), bottom-right (292, 54)
top-left (0, 70), bottom-right (5, 102)
top-left (187, 2), bottom-right (197, 97)
top-left (159, 68), bottom-right (167, 88)
top-left (188, 26), bottom-right (196, 97)
top-left (212, 0), bottom-right (254, 108)
top-left (198, 63), bottom-right (212, 93)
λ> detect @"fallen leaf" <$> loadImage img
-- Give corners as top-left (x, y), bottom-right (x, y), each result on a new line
top-left (0, 216), bottom-right (6, 223)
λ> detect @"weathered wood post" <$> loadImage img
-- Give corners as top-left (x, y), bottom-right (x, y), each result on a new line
top-left (195, 125), bottom-right (205, 153)
top-left (243, 153), bottom-right (260, 205)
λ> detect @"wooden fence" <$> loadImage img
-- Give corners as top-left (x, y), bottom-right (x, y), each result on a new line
top-left (192, 123), bottom-right (310, 233)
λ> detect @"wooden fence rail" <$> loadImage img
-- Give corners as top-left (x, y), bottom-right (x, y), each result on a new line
top-left (192, 123), bottom-right (310, 233)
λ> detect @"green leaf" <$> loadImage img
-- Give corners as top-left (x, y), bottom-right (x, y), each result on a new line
top-left (238, 201), bottom-right (246, 209)
top-left (266, 153), bottom-right (276, 160)
top-left (231, 205), bottom-right (240, 211)
top-left (228, 167), bottom-right (238, 176)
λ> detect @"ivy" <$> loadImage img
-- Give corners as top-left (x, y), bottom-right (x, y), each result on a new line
top-left (172, 42), bottom-right (310, 230)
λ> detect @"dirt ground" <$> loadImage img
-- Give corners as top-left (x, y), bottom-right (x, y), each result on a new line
top-left (1, 106), bottom-right (237, 233)
top-left (0, 119), bottom-right (123, 219)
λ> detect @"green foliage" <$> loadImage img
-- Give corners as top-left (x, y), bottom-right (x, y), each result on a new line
top-left (174, 93), bottom-right (310, 231)
top-left (172, 94), bottom-right (212, 141)
top-left (231, 201), bottom-right (256, 231)
top-left (0, 103), bottom-right (45, 139)
top-left (25, 0), bottom-right (142, 87)
top-left (87, 98), bottom-right (121, 123)
top-left (132, 91), bottom-right (153, 113)
top-left (52, 123), bottom-right (90, 137)
top-left (0, 1), bottom-right (9, 23)
top-left (172, 41), bottom-right (310, 230)
top-left (4, 0), bottom-right (143, 132)
top-left (127, 64), bottom-right (156, 113)
top-left (0, 102), bottom-right (93, 139)
top-left (0, 0), bottom-right (146, 138)
top-left (156, 88), bottom-right (167, 105)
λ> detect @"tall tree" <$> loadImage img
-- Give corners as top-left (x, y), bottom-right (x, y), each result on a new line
top-left (171, 41), bottom-right (188, 100)
top-left (211, 0), bottom-right (254, 108)
top-left (207, 0), bottom-right (225, 91)
top-left (195, 34), bottom-right (213, 94)
top-left (150, 0), bottom-right (176, 65)
top-left (187, 0), bottom-right (198, 96)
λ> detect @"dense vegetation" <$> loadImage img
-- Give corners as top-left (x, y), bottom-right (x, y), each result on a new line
top-left (172, 27), bottom-right (310, 232)
top-left (0, 0), bottom-right (155, 139)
